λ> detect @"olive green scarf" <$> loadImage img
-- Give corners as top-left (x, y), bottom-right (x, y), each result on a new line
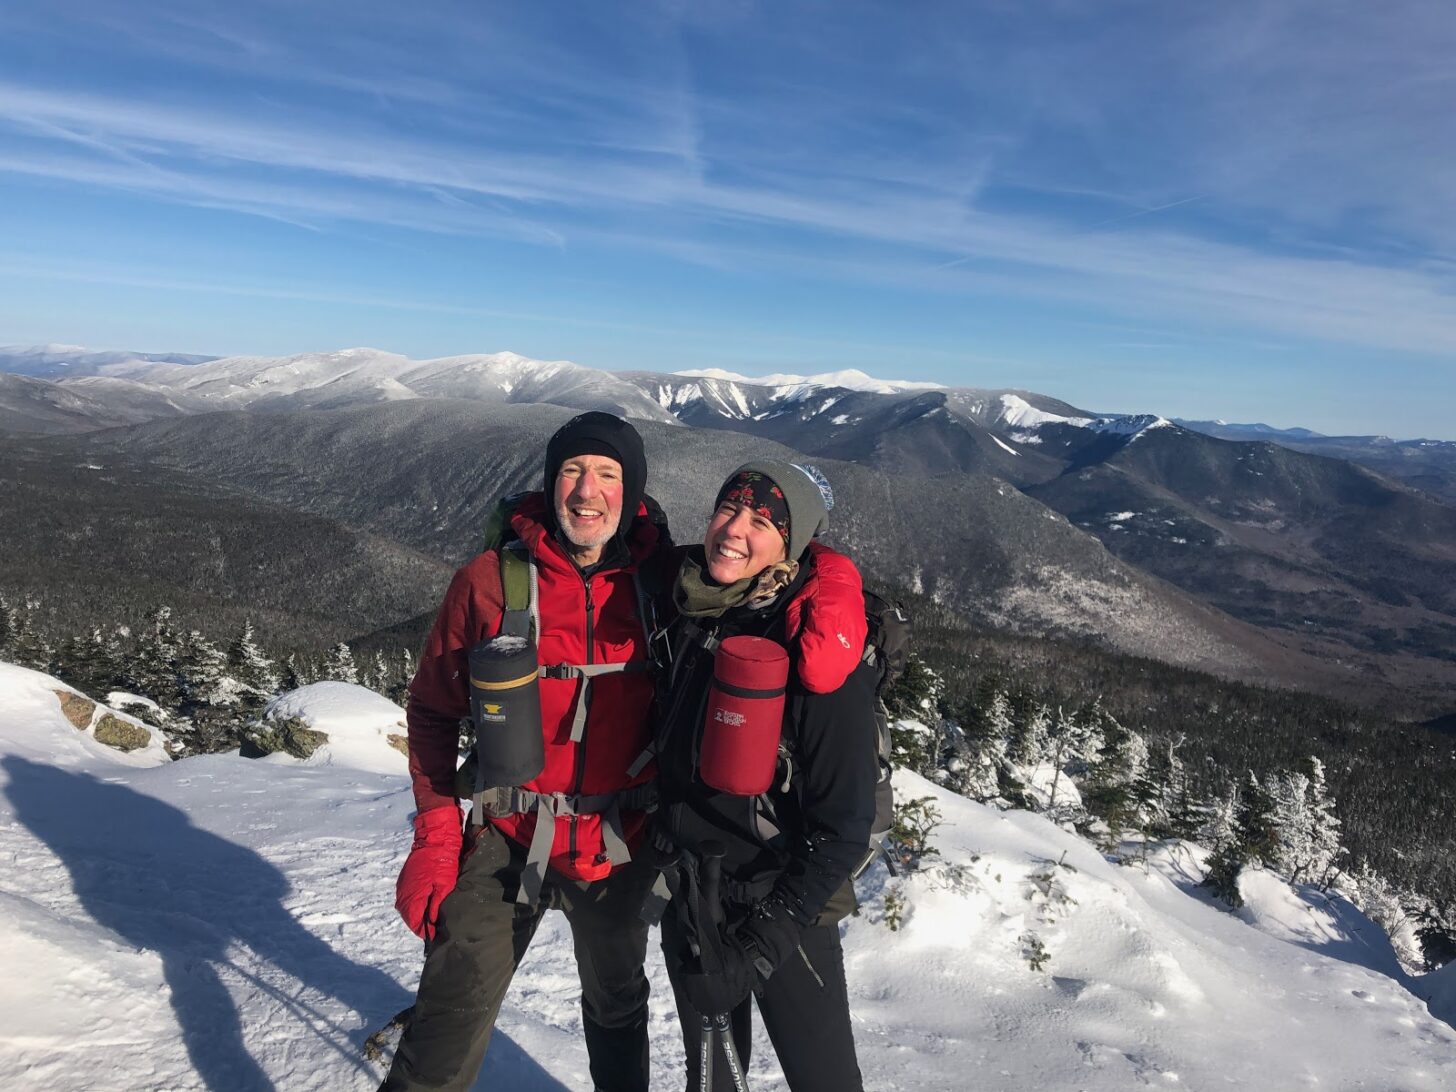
top-left (673, 547), bottom-right (799, 619)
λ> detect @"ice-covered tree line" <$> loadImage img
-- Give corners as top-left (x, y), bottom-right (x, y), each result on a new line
top-left (6, 589), bottom-right (1452, 971)
top-left (880, 652), bottom-right (1456, 974)
top-left (0, 592), bottom-right (413, 757)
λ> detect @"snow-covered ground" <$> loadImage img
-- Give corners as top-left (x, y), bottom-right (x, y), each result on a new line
top-left (2, 662), bottom-right (1453, 1090)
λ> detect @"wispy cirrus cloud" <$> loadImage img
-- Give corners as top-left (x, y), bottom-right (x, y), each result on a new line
top-left (2, 71), bottom-right (1453, 361)
top-left (0, 0), bottom-right (1452, 434)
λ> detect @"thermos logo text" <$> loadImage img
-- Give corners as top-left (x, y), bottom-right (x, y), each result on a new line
top-left (713, 709), bottom-right (747, 727)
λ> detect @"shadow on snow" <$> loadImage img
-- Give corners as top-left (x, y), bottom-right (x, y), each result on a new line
top-left (1, 756), bottom-right (562, 1091)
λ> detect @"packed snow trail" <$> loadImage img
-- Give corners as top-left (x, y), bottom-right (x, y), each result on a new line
top-left (1, 664), bottom-right (1453, 1090)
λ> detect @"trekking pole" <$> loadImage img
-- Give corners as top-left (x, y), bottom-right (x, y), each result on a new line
top-left (708, 1010), bottom-right (750, 1092)
top-left (697, 841), bottom-right (752, 1092)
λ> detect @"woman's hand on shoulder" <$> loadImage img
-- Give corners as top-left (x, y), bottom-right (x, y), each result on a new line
top-left (790, 544), bottom-right (868, 693)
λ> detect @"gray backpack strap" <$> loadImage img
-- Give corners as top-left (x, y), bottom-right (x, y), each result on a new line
top-left (476, 784), bottom-right (655, 906)
top-left (626, 743), bottom-right (655, 778)
top-left (570, 677), bottom-right (591, 744)
top-left (518, 796), bottom-right (557, 907)
top-left (539, 660), bottom-right (652, 743)
top-left (640, 869), bottom-right (675, 926)
top-left (542, 663), bottom-right (652, 679)
top-left (599, 799), bottom-right (632, 867)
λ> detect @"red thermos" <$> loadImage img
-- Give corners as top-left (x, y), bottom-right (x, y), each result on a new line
top-left (699, 635), bottom-right (790, 796)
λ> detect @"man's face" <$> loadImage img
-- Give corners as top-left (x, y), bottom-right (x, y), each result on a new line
top-left (553, 453), bottom-right (625, 561)
top-left (703, 500), bottom-right (788, 584)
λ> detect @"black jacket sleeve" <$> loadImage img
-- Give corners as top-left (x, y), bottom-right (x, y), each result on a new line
top-left (771, 658), bottom-right (881, 924)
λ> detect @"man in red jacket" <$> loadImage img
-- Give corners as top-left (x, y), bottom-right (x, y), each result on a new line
top-left (382, 412), bottom-right (666, 1092)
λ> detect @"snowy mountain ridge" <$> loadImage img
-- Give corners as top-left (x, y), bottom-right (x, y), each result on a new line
top-left (674, 366), bottom-right (945, 395)
top-left (981, 393), bottom-right (1172, 440)
top-left (62, 346), bottom-right (679, 423)
top-left (2, 660), bottom-right (1453, 1090)
top-left (0, 343), bottom-right (216, 377)
top-left (6, 343), bottom-right (1453, 451)
top-left (2, 343), bottom-right (1182, 442)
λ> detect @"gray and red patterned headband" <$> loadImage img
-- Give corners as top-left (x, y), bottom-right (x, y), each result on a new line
top-left (714, 469), bottom-right (790, 544)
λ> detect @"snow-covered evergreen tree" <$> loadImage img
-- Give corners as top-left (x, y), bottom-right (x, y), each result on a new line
top-left (891, 716), bottom-right (941, 777)
top-left (1203, 774), bottom-right (1278, 908)
top-left (227, 621), bottom-right (280, 704)
top-left (100, 626), bottom-right (127, 690)
top-left (1201, 788), bottom-right (1237, 849)
top-left (1007, 697), bottom-right (1050, 769)
top-left (883, 653), bottom-right (945, 776)
top-left (55, 627), bottom-right (123, 699)
top-left (1344, 861), bottom-right (1425, 971)
top-left (1079, 706), bottom-right (1149, 839)
top-left (1065, 700), bottom-right (1108, 776)
top-left (1155, 737), bottom-right (1205, 840)
top-left (53, 633), bottom-right (91, 695)
top-left (1235, 771), bottom-right (1279, 868)
top-left (325, 642), bottom-right (359, 684)
top-left (280, 653), bottom-right (303, 692)
top-left (947, 679), bottom-right (1010, 801)
top-left (89, 627), bottom-right (123, 696)
top-left (365, 650), bottom-right (389, 694)
top-left (1270, 769), bottom-right (1314, 880)
top-left (9, 596), bottom-right (52, 672)
top-left (883, 652), bottom-right (943, 723)
top-left (0, 594), bottom-right (16, 659)
top-left (965, 687), bottom-right (1012, 801)
top-left (1303, 757), bottom-right (1344, 888)
top-left (386, 648), bottom-right (413, 705)
top-left (1201, 787), bottom-right (1244, 906)
top-left (178, 630), bottom-right (232, 711)
top-left (1266, 757), bottom-right (1345, 887)
top-left (1415, 902), bottom-right (1456, 972)
top-left (131, 605), bottom-right (183, 709)
top-left (1046, 703), bottom-right (1112, 815)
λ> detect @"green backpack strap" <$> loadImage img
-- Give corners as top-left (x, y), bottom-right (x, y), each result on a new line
top-left (498, 543), bottom-right (537, 641)
top-left (483, 492), bottom-right (536, 641)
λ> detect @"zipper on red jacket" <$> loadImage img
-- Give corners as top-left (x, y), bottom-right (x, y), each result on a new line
top-left (569, 570), bottom-right (596, 865)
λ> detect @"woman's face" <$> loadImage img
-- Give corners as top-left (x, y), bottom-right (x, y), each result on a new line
top-left (703, 500), bottom-right (789, 584)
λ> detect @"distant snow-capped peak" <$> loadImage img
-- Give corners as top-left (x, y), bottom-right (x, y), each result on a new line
top-left (994, 394), bottom-right (1171, 439)
top-left (674, 367), bottom-right (944, 395)
top-left (995, 393), bottom-right (1093, 430)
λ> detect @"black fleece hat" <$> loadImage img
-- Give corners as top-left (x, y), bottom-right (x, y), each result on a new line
top-left (543, 411), bottom-right (647, 537)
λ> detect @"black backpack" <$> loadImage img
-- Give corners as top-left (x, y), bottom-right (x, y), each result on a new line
top-left (859, 589), bottom-right (910, 872)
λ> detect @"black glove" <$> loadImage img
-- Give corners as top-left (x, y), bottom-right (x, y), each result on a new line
top-left (677, 938), bottom-right (757, 1016)
top-left (679, 897), bottom-right (805, 1015)
top-left (733, 896), bottom-right (804, 980)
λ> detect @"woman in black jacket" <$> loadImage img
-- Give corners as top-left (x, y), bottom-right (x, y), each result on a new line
top-left (651, 460), bottom-right (878, 1092)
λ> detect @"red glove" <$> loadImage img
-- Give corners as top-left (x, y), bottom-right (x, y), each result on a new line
top-left (395, 806), bottom-right (464, 941)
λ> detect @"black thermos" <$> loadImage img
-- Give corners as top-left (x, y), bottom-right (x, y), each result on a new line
top-left (467, 634), bottom-right (546, 787)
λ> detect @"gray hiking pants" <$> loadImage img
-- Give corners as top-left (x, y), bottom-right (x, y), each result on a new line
top-left (381, 824), bottom-right (654, 1092)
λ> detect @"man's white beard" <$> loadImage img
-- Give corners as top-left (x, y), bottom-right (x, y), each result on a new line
top-left (556, 502), bottom-right (621, 551)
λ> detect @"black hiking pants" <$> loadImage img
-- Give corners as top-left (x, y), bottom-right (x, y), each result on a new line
top-left (382, 824), bottom-right (654, 1092)
top-left (662, 912), bottom-right (864, 1092)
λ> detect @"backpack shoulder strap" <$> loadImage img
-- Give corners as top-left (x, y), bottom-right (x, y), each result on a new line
top-left (498, 542), bottom-right (538, 641)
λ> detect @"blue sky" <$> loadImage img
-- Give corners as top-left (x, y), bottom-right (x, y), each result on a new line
top-left (0, 1), bottom-right (1452, 437)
